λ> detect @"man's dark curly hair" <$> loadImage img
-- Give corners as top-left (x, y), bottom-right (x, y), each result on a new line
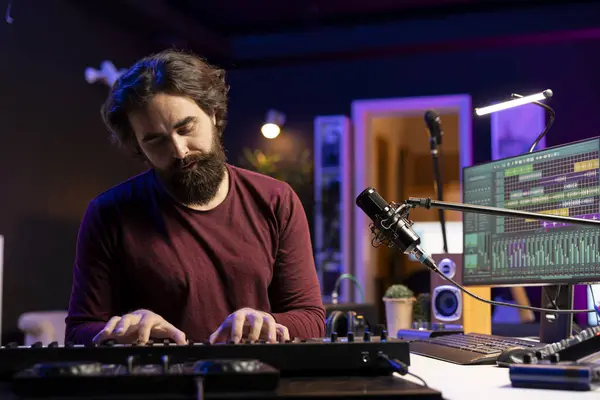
top-left (101, 49), bottom-right (229, 159)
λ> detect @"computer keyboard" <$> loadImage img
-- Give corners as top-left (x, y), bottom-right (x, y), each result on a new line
top-left (409, 333), bottom-right (544, 365)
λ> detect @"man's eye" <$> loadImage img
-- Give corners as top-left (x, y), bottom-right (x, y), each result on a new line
top-left (147, 136), bottom-right (164, 144)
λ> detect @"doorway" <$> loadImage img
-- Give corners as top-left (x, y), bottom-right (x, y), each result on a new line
top-left (351, 95), bottom-right (473, 313)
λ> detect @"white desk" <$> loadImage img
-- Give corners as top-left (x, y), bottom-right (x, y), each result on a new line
top-left (398, 354), bottom-right (599, 399)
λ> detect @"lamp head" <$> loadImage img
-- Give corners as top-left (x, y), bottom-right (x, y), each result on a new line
top-left (475, 89), bottom-right (552, 116)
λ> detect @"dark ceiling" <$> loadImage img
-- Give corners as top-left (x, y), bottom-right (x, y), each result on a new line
top-left (72, 0), bottom-right (584, 65)
top-left (165, 0), bottom-right (561, 36)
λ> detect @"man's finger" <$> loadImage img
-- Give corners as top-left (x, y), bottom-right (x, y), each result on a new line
top-left (103, 316), bottom-right (122, 335)
top-left (276, 324), bottom-right (290, 342)
top-left (209, 326), bottom-right (223, 344)
top-left (114, 315), bottom-right (133, 336)
top-left (137, 314), bottom-right (158, 344)
top-left (162, 322), bottom-right (187, 345)
top-left (248, 313), bottom-right (263, 342)
top-left (93, 316), bottom-right (121, 343)
top-left (231, 312), bottom-right (247, 344)
top-left (263, 314), bottom-right (277, 343)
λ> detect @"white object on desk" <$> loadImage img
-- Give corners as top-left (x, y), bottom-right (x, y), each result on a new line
top-left (397, 354), bottom-right (599, 399)
top-left (588, 285), bottom-right (600, 326)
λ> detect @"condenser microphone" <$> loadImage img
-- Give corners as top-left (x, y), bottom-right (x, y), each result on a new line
top-left (356, 187), bottom-right (436, 270)
top-left (424, 110), bottom-right (443, 146)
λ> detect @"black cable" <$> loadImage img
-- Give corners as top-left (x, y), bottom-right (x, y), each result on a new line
top-left (378, 352), bottom-right (429, 388)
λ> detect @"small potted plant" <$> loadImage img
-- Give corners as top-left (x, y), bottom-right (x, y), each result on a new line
top-left (383, 284), bottom-right (416, 336)
top-left (412, 293), bottom-right (431, 329)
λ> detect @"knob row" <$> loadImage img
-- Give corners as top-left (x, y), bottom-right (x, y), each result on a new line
top-left (329, 330), bottom-right (388, 343)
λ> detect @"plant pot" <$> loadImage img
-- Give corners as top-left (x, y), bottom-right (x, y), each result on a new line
top-left (383, 297), bottom-right (416, 337)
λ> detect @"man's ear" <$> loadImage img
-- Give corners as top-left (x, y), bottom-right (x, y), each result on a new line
top-left (212, 115), bottom-right (216, 126)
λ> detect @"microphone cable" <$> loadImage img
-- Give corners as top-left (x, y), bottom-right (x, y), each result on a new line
top-left (377, 351), bottom-right (429, 388)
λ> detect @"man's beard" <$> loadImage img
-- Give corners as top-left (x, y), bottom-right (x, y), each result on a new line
top-left (155, 137), bottom-right (227, 206)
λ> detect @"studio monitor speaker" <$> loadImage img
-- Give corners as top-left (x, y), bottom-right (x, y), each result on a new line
top-left (431, 254), bottom-right (463, 325)
top-left (430, 253), bottom-right (491, 334)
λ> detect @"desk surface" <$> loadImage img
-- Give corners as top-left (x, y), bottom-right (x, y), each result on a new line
top-left (404, 354), bottom-right (599, 399)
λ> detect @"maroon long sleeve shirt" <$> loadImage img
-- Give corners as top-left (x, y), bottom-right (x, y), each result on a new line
top-left (65, 164), bottom-right (325, 344)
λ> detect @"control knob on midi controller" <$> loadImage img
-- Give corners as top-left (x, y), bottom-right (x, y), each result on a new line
top-left (126, 355), bottom-right (137, 374)
top-left (161, 355), bottom-right (170, 373)
top-left (363, 330), bottom-right (371, 342)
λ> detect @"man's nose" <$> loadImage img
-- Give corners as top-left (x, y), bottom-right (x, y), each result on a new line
top-left (172, 136), bottom-right (189, 159)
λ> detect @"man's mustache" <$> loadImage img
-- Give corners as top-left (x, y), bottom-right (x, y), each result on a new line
top-left (171, 153), bottom-right (207, 170)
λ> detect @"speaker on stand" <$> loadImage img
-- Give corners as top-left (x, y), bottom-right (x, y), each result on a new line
top-left (430, 253), bottom-right (491, 334)
top-left (430, 254), bottom-right (463, 328)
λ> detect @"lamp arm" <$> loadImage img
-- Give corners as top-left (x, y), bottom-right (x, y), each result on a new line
top-left (510, 93), bottom-right (556, 153)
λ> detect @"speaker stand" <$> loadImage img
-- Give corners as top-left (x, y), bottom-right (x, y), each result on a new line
top-left (539, 284), bottom-right (573, 344)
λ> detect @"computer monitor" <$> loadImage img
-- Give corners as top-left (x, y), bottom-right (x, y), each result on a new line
top-left (462, 137), bottom-right (600, 342)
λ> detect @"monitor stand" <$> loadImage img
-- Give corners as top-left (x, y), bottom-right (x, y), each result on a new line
top-left (539, 284), bottom-right (573, 344)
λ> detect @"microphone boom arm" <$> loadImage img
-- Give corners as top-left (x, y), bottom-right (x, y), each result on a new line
top-left (406, 197), bottom-right (600, 228)
top-left (356, 187), bottom-right (599, 321)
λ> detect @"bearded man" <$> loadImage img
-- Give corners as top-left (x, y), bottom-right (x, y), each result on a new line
top-left (65, 49), bottom-right (325, 346)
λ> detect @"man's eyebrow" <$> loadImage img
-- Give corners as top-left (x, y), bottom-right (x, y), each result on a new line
top-left (143, 116), bottom-right (197, 141)
top-left (173, 116), bottom-right (197, 129)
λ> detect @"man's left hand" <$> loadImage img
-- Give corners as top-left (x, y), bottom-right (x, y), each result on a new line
top-left (209, 308), bottom-right (290, 344)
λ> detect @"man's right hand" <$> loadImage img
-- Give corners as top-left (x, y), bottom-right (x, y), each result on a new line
top-left (92, 309), bottom-right (187, 345)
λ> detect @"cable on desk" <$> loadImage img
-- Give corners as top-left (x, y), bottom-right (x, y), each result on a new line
top-left (378, 351), bottom-right (429, 388)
